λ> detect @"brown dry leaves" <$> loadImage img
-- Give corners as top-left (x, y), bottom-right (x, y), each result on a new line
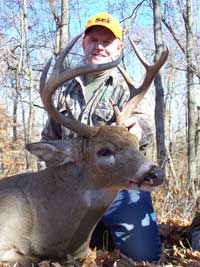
top-left (158, 217), bottom-right (200, 266)
top-left (0, 217), bottom-right (200, 267)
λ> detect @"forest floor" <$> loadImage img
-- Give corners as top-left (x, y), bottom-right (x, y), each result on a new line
top-left (0, 133), bottom-right (200, 266)
top-left (36, 217), bottom-right (200, 267)
top-left (0, 217), bottom-right (199, 267)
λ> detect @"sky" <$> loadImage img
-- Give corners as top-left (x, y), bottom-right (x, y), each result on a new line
top-left (1, 0), bottom-right (199, 134)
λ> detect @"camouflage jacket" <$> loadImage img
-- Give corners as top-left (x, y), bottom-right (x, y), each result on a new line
top-left (41, 68), bottom-right (155, 149)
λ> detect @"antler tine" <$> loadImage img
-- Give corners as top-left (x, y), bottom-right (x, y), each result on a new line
top-left (128, 36), bottom-right (150, 68)
top-left (84, 43), bottom-right (94, 63)
top-left (40, 34), bottom-right (83, 96)
top-left (117, 37), bottom-right (169, 123)
top-left (117, 65), bottom-right (137, 98)
top-left (109, 98), bottom-right (122, 126)
top-left (128, 36), bottom-right (169, 97)
top-left (40, 34), bottom-right (121, 137)
top-left (53, 33), bottom-right (83, 75)
top-left (40, 58), bottom-right (52, 94)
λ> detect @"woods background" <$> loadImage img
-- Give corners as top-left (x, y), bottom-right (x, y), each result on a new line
top-left (0, 0), bottom-right (200, 223)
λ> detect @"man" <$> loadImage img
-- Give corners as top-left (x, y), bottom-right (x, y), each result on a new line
top-left (41, 12), bottom-right (161, 262)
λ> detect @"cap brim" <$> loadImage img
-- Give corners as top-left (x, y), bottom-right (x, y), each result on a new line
top-left (85, 25), bottom-right (119, 40)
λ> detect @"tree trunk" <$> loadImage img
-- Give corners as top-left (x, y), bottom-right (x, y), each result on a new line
top-left (152, 0), bottom-right (166, 172)
top-left (185, 0), bottom-right (196, 190)
top-left (49, 0), bottom-right (69, 56)
top-left (22, 0), bottom-right (35, 169)
top-left (12, 93), bottom-right (18, 142)
top-left (60, 0), bottom-right (69, 51)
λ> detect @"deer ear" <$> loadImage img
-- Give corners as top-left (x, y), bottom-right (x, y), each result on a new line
top-left (26, 141), bottom-right (76, 166)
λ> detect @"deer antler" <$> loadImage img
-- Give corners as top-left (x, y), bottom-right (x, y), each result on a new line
top-left (115, 37), bottom-right (169, 125)
top-left (40, 33), bottom-right (121, 137)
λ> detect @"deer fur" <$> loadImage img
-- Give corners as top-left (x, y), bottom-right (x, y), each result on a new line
top-left (0, 33), bottom-right (168, 266)
top-left (0, 126), bottom-right (164, 266)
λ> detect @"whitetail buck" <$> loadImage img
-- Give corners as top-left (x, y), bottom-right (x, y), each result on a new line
top-left (0, 34), bottom-right (168, 266)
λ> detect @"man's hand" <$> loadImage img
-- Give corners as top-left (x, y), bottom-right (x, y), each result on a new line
top-left (124, 117), bottom-right (142, 141)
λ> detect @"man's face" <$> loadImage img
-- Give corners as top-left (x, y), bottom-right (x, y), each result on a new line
top-left (82, 26), bottom-right (122, 64)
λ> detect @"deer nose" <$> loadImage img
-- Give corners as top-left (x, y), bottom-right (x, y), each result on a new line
top-left (148, 165), bottom-right (165, 186)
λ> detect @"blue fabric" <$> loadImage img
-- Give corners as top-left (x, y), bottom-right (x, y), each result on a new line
top-left (90, 190), bottom-right (161, 262)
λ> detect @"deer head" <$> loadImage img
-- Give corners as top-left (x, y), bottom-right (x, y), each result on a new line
top-left (39, 33), bottom-right (169, 188)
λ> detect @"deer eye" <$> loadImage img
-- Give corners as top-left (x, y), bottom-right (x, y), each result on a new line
top-left (97, 148), bottom-right (113, 157)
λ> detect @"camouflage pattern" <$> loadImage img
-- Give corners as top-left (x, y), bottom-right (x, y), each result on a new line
top-left (41, 68), bottom-right (155, 149)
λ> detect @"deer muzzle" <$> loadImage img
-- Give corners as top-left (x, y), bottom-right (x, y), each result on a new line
top-left (138, 165), bottom-right (165, 187)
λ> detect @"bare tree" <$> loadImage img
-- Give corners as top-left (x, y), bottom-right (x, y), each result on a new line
top-left (152, 0), bottom-right (199, 186)
top-left (185, 0), bottom-right (197, 189)
top-left (21, 0), bottom-right (35, 169)
top-left (5, 1), bottom-right (36, 169)
top-left (152, 0), bottom-right (167, 172)
top-left (48, 0), bottom-right (69, 56)
top-left (5, 46), bottom-right (23, 142)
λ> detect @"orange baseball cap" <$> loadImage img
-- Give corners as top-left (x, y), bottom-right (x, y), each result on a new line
top-left (85, 12), bottom-right (122, 41)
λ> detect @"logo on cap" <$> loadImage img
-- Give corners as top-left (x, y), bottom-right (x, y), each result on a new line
top-left (95, 18), bottom-right (110, 24)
